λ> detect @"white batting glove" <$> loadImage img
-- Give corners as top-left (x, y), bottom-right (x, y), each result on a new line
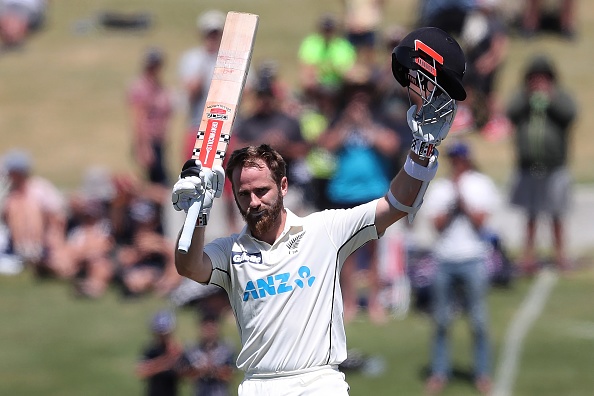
top-left (172, 160), bottom-right (225, 226)
top-left (407, 99), bottom-right (457, 158)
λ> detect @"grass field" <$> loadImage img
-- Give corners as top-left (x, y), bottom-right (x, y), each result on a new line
top-left (2, 0), bottom-right (594, 395)
top-left (2, 266), bottom-right (594, 395)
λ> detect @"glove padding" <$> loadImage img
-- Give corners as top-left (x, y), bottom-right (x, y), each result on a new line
top-left (172, 160), bottom-right (225, 226)
top-left (407, 99), bottom-right (457, 158)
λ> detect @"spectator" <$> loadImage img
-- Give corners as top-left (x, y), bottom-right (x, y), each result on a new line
top-left (418, 0), bottom-right (476, 36)
top-left (233, 69), bottom-right (311, 214)
top-left (116, 199), bottom-right (180, 298)
top-left (506, 54), bottom-right (577, 274)
top-left (460, 0), bottom-right (511, 139)
top-left (136, 310), bottom-right (184, 396)
top-left (521, 0), bottom-right (576, 39)
top-left (179, 313), bottom-right (236, 396)
top-left (1, 149), bottom-right (68, 278)
top-left (127, 47), bottom-right (174, 187)
top-left (0, 0), bottom-right (48, 49)
top-left (178, 9), bottom-right (225, 161)
top-left (422, 140), bottom-right (500, 395)
top-left (299, 84), bottom-right (341, 211)
top-left (318, 77), bottom-right (400, 323)
top-left (109, 172), bottom-right (166, 247)
top-left (298, 13), bottom-right (357, 102)
top-left (342, 0), bottom-right (385, 64)
top-left (61, 197), bottom-right (115, 298)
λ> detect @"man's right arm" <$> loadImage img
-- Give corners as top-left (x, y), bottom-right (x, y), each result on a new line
top-left (172, 159), bottom-right (225, 284)
top-left (174, 227), bottom-right (213, 284)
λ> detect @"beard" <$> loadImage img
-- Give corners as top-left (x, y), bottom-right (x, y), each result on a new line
top-left (238, 191), bottom-right (284, 236)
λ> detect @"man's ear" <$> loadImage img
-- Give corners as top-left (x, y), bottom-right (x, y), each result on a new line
top-left (280, 176), bottom-right (288, 197)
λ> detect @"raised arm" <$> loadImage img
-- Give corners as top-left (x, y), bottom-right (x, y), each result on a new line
top-left (172, 159), bottom-right (224, 283)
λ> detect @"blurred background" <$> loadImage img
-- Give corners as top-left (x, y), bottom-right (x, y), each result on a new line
top-left (1, 0), bottom-right (593, 395)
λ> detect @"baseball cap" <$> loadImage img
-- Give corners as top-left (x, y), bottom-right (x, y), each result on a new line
top-left (524, 54), bottom-right (557, 82)
top-left (392, 27), bottom-right (467, 101)
top-left (150, 310), bottom-right (176, 334)
top-left (3, 149), bottom-right (31, 173)
top-left (446, 140), bottom-right (471, 158)
top-left (197, 10), bottom-right (225, 34)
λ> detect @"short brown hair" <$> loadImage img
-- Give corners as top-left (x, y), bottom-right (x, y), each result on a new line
top-left (225, 144), bottom-right (286, 189)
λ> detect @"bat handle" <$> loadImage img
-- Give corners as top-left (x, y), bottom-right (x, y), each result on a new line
top-left (177, 199), bottom-right (203, 254)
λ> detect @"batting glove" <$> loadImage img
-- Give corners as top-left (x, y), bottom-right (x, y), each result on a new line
top-left (172, 160), bottom-right (225, 226)
top-left (407, 100), bottom-right (457, 158)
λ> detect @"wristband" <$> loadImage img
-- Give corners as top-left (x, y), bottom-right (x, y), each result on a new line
top-left (411, 138), bottom-right (436, 158)
top-left (404, 154), bottom-right (438, 182)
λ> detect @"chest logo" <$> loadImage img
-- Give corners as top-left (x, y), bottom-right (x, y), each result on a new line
top-left (242, 265), bottom-right (316, 301)
top-left (286, 231), bottom-right (305, 254)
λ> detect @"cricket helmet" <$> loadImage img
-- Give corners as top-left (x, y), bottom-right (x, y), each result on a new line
top-left (392, 27), bottom-right (466, 101)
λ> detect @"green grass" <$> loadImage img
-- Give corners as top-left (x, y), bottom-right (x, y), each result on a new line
top-left (2, 267), bottom-right (594, 395)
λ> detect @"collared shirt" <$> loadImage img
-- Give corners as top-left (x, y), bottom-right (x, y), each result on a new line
top-left (203, 202), bottom-right (379, 375)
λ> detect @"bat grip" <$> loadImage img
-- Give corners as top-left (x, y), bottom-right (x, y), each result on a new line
top-left (177, 199), bottom-right (203, 254)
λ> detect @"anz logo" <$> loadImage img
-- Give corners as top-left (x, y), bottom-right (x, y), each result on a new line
top-left (243, 266), bottom-right (316, 301)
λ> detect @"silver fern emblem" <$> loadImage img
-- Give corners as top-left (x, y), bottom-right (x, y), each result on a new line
top-left (286, 232), bottom-right (305, 254)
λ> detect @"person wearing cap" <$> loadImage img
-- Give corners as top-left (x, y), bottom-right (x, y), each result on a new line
top-left (136, 310), bottom-right (184, 396)
top-left (178, 9), bottom-right (225, 161)
top-left (421, 139), bottom-right (500, 395)
top-left (1, 148), bottom-right (68, 277)
top-left (127, 46), bottom-right (174, 188)
top-left (179, 313), bottom-right (236, 396)
top-left (506, 54), bottom-right (577, 274)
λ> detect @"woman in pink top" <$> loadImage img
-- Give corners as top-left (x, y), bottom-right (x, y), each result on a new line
top-left (128, 47), bottom-right (174, 186)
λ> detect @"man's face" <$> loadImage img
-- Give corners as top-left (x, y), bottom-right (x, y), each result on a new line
top-left (232, 160), bottom-right (287, 236)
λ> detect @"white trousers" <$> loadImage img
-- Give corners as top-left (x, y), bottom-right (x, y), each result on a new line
top-left (238, 366), bottom-right (350, 396)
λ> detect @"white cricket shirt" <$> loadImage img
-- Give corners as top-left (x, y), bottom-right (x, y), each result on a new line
top-left (204, 201), bottom-right (379, 375)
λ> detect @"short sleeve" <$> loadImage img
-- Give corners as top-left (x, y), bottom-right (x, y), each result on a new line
top-left (204, 235), bottom-right (235, 291)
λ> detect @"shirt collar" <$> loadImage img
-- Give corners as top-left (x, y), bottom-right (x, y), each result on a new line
top-left (238, 208), bottom-right (304, 244)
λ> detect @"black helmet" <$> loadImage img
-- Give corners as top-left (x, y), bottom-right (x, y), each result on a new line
top-left (392, 27), bottom-right (467, 101)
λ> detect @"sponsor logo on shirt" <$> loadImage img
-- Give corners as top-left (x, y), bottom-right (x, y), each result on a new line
top-left (242, 266), bottom-right (316, 301)
top-left (231, 251), bottom-right (263, 265)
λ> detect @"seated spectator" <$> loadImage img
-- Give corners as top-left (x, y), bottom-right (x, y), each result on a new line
top-left (136, 310), bottom-right (184, 396)
top-left (57, 197), bottom-right (115, 298)
top-left (521, 0), bottom-right (576, 39)
top-left (0, 0), bottom-right (48, 49)
top-left (1, 149), bottom-right (68, 277)
top-left (116, 199), bottom-right (180, 298)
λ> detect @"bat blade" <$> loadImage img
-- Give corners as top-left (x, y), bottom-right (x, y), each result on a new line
top-left (178, 12), bottom-right (259, 254)
top-left (192, 11), bottom-right (259, 170)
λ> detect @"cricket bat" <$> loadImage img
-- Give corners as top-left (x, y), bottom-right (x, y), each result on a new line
top-left (178, 11), bottom-right (259, 253)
